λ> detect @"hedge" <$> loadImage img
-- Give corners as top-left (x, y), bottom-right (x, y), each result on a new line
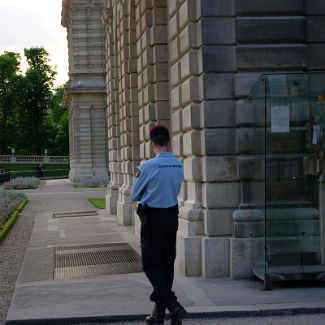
top-left (0, 197), bottom-right (28, 243)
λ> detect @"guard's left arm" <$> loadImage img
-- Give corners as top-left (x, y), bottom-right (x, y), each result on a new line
top-left (130, 165), bottom-right (148, 201)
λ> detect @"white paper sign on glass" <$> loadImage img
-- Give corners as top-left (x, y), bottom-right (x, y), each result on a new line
top-left (271, 105), bottom-right (290, 133)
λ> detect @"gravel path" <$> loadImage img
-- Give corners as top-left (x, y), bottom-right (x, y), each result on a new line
top-left (0, 199), bottom-right (35, 325)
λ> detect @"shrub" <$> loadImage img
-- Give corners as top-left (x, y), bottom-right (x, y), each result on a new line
top-left (1, 177), bottom-right (39, 190)
top-left (0, 189), bottom-right (26, 227)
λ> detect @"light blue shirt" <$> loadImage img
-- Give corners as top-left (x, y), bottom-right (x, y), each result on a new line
top-left (131, 151), bottom-right (183, 208)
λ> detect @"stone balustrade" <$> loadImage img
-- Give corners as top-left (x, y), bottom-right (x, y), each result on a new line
top-left (0, 155), bottom-right (69, 164)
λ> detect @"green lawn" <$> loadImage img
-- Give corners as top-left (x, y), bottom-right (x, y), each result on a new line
top-left (88, 197), bottom-right (106, 209)
top-left (74, 184), bottom-right (105, 188)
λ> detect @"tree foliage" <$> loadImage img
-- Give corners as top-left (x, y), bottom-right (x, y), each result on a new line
top-left (0, 52), bottom-right (22, 154)
top-left (0, 47), bottom-right (68, 155)
top-left (48, 84), bottom-right (69, 155)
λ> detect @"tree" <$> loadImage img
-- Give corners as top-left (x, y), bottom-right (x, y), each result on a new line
top-left (16, 48), bottom-right (56, 154)
top-left (47, 84), bottom-right (69, 155)
top-left (0, 52), bottom-right (22, 154)
top-left (0, 47), bottom-right (68, 156)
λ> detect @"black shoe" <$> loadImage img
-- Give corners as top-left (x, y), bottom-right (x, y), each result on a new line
top-left (168, 302), bottom-right (187, 325)
top-left (145, 304), bottom-right (165, 324)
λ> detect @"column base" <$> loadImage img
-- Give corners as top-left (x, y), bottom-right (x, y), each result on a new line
top-left (202, 237), bottom-right (230, 278)
top-left (230, 237), bottom-right (264, 279)
top-left (176, 233), bottom-right (202, 276)
top-left (69, 166), bottom-right (108, 184)
top-left (117, 200), bottom-right (133, 225)
top-left (106, 186), bottom-right (118, 215)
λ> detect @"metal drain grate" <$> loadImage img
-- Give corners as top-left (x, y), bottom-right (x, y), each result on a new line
top-left (53, 210), bottom-right (98, 218)
top-left (54, 242), bottom-right (142, 279)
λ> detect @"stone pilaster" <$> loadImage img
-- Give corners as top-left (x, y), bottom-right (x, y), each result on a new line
top-left (136, 0), bottom-right (170, 161)
top-left (104, 0), bottom-right (139, 225)
top-left (103, 3), bottom-right (121, 215)
top-left (134, 0), bottom-right (170, 234)
top-left (199, 0), bottom-right (237, 278)
top-left (168, 0), bottom-right (204, 276)
top-left (116, 0), bottom-right (139, 225)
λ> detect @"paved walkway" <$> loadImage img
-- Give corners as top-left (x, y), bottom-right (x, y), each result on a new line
top-left (4, 179), bottom-right (325, 324)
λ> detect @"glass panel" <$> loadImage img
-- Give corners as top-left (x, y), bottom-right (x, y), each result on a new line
top-left (249, 73), bottom-right (325, 287)
top-left (247, 76), bottom-right (266, 282)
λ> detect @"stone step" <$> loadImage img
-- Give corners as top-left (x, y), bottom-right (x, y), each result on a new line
top-left (266, 235), bottom-right (320, 256)
top-left (266, 219), bottom-right (320, 237)
top-left (267, 252), bottom-right (320, 266)
top-left (233, 207), bottom-right (319, 238)
top-left (265, 207), bottom-right (319, 221)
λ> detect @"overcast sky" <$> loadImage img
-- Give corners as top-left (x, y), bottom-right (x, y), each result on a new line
top-left (0, 0), bottom-right (68, 86)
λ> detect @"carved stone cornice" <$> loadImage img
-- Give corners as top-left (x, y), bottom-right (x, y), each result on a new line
top-left (102, 7), bottom-right (113, 25)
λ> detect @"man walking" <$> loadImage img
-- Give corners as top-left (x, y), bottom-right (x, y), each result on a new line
top-left (131, 125), bottom-right (187, 325)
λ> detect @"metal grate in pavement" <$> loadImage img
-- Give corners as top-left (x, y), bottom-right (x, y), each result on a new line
top-left (54, 242), bottom-right (142, 279)
top-left (53, 210), bottom-right (98, 218)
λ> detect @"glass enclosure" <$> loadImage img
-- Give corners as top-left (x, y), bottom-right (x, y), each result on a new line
top-left (247, 73), bottom-right (325, 288)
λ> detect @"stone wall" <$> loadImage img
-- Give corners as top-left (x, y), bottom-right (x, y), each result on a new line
top-left (64, 0), bottom-right (325, 278)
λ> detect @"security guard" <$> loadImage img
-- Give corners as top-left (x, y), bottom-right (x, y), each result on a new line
top-left (131, 125), bottom-right (187, 325)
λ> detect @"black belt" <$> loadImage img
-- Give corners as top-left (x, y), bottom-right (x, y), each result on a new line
top-left (146, 204), bottom-right (178, 211)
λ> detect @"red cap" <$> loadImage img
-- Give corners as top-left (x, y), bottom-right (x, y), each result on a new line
top-left (149, 125), bottom-right (169, 139)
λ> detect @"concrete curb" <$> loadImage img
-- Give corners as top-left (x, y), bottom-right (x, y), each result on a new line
top-left (5, 306), bottom-right (325, 324)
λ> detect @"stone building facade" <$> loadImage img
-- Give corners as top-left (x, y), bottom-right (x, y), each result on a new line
top-left (62, 0), bottom-right (325, 278)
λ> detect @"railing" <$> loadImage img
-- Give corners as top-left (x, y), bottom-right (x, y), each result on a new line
top-left (0, 156), bottom-right (11, 162)
top-left (0, 155), bottom-right (69, 164)
top-left (49, 156), bottom-right (70, 163)
top-left (16, 156), bottom-right (44, 163)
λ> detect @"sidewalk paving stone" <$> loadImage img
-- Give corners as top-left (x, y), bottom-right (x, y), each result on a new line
top-left (4, 179), bottom-right (325, 324)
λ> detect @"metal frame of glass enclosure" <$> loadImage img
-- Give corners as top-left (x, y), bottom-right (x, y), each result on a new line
top-left (247, 73), bottom-right (325, 289)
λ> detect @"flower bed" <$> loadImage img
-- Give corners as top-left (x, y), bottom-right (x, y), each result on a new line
top-left (1, 177), bottom-right (39, 190)
top-left (0, 189), bottom-right (26, 227)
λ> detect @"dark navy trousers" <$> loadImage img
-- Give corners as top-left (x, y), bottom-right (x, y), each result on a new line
top-left (140, 205), bottom-right (179, 308)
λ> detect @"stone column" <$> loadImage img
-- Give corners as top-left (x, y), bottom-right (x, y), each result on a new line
top-left (103, 3), bottom-right (121, 215)
top-left (167, 0), bottom-right (204, 276)
top-left (104, 0), bottom-right (139, 225)
top-left (134, 0), bottom-right (170, 233)
top-left (136, 0), bottom-right (170, 159)
top-left (62, 0), bottom-right (108, 184)
top-left (116, 0), bottom-right (140, 225)
top-left (199, 0), bottom-right (238, 278)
